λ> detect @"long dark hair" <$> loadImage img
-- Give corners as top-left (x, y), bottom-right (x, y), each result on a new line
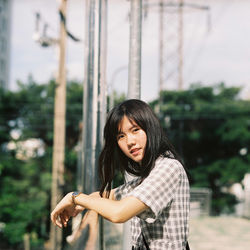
top-left (98, 99), bottom-right (182, 197)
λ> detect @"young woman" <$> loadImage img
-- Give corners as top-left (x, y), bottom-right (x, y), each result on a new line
top-left (51, 99), bottom-right (190, 249)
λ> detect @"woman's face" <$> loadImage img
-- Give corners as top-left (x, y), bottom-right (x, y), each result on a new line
top-left (117, 116), bottom-right (147, 164)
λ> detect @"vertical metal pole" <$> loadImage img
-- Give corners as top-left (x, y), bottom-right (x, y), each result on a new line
top-left (0, 0), bottom-right (11, 90)
top-left (178, 0), bottom-right (183, 90)
top-left (159, 0), bottom-right (164, 95)
top-left (127, 0), bottom-right (142, 100)
top-left (99, 0), bottom-right (108, 249)
top-left (158, 0), bottom-right (164, 114)
top-left (80, 0), bottom-right (91, 194)
top-left (124, 1), bottom-right (142, 249)
top-left (109, 66), bottom-right (127, 111)
top-left (71, 2), bottom-right (89, 249)
top-left (100, 0), bottom-right (108, 138)
top-left (79, 0), bottom-right (105, 249)
top-left (82, 0), bottom-right (99, 196)
top-left (50, 0), bottom-right (67, 250)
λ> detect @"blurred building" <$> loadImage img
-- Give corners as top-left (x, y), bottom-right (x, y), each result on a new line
top-left (0, 0), bottom-right (11, 89)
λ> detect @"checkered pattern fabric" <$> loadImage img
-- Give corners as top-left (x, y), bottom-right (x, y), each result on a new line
top-left (114, 157), bottom-right (190, 250)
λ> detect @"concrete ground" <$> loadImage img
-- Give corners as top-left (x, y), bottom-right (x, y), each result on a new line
top-left (103, 216), bottom-right (250, 250)
top-left (189, 217), bottom-right (250, 250)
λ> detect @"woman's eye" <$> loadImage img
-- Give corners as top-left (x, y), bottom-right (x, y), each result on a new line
top-left (117, 134), bottom-right (124, 140)
top-left (133, 128), bottom-right (139, 132)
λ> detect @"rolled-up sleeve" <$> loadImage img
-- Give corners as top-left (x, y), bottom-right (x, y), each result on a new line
top-left (129, 158), bottom-right (183, 222)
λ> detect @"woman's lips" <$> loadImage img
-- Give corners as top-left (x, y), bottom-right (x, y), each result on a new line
top-left (131, 148), bottom-right (141, 156)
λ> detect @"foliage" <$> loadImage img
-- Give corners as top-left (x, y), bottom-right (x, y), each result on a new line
top-left (0, 79), bottom-right (82, 247)
top-left (0, 153), bottom-right (50, 246)
top-left (0, 88), bottom-right (19, 144)
top-left (150, 83), bottom-right (250, 215)
top-left (1, 79), bottom-right (250, 247)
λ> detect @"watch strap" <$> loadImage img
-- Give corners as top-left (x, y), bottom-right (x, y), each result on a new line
top-left (72, 191), bottom-right (82, 205)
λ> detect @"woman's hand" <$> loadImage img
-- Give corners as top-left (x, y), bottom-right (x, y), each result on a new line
top-left (50, 192), bottom-right (84, 228)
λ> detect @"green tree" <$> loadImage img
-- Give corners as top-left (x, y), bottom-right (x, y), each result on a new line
top-left (0, 88), bottom-right (19, 144)
top-left (151, 83), bottom-right (250, 215)
top-left (0, 79), bottom-right (83, 247)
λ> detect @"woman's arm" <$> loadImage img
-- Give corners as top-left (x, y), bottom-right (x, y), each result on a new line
top-left (50, 191), bottom-right (147, 228)
top-left (90, 189), bottom-right (116, 200)
top-left (75, 193), bottom-right (147, 223)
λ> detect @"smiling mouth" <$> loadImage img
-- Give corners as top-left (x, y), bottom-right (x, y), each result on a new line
top-left (130, 148), bottom-right (140, 156)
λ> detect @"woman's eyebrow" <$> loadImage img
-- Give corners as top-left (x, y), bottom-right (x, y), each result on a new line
top-left (128, 124), bottom-right (139, 131)
top-left (117, 127), bottom-right (124, 134)
top-left (117, 124), bottom-right (138, 134)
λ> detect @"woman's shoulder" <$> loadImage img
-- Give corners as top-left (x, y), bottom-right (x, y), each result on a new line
top-left (156, 154), bottom-right (182, 165)
top-left (155, 155), bottom-right (184, 173)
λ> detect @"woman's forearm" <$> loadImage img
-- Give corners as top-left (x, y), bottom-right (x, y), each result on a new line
top-left (89, 190), bottom-right (116, 200)
top-left (74, 193), bottom-right (146, 223)
top-left (50, 191), bottom-right (147, 228)
top-left (74, 193), bottom-right (125, 223)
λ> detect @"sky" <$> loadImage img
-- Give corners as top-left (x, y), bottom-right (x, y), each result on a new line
top-left (9, 0), bottom-right (250, 102)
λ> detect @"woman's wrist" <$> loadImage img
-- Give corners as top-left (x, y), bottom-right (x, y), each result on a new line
top-left (71, 191), bottom-right (83, 205)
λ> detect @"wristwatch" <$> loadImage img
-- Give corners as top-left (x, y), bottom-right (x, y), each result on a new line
top-left (72, 191), bottom-right (82, 205)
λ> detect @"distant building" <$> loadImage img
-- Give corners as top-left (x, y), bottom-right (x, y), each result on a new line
top-left (0, 0), bottom-right (11, 90)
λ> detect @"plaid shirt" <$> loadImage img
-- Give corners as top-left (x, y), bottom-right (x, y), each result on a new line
top-left (114, 156), bottom-right (190, 250)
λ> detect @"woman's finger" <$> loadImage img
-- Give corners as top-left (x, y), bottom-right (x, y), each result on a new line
top-left (62, 210), bottom-right (70, 227)
top-left (64, 210), bottom-right (70, 222)
top-left (50, 211), bottom-right (56, 226)
top-left (55, 214), bottom-right (63, 228)
top-left (50, 193), bottom-right (76, 228)
top-left (51, 210), bottom-right (62, 228)
top-left (60, 213), bottom-right (66, 227)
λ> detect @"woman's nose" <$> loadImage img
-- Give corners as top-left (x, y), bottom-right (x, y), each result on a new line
top-left (126, 134), bottom-right (135, 146)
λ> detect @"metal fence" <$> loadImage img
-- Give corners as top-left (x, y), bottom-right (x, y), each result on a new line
top-left (190, 187), bottom-right (212, 218)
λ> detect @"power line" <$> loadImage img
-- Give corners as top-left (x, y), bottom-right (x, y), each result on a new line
top-left (144, 0), bottom-right (210, 97)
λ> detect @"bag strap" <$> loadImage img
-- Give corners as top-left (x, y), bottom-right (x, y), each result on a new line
top-left (141, 233), bottom-right (150, 250)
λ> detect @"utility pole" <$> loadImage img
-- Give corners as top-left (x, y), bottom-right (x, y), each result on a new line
top-left (33, 0), bottom-right (81, 249)
top-left (50, 0), bottom-right (67, 249)
top-left (124, 1), bottom-right (142, 249)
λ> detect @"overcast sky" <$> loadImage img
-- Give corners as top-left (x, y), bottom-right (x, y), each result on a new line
top-left (10, 0), bottom-right (250, 102)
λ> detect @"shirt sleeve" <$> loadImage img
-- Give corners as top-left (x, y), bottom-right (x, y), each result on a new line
top-left (129, 157), bottom-right (183, 222)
